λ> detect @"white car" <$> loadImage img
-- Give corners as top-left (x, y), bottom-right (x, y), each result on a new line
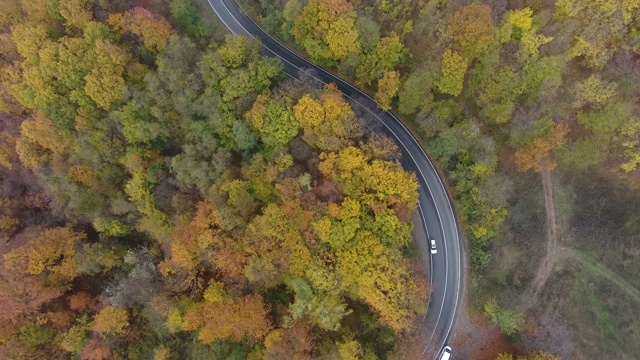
top-left (430, 239), bottom-right (437, 254)
top-left (439, 345), bottom-right (452, 360)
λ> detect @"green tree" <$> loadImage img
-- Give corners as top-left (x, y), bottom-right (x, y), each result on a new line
top-left (59, 316), bottom-right (91, 354)
top-left (170, 131), bottom-right (231, 192)
top-left (355, 16), bottom-right (380, 52)
top-left (477, 67), bottom-right (525, 124)
top-left (484, 298), bottom-right (524, 338)
top-left (398, 69), bottom-right (433, 115)
top-left (356, 33), bottom-right (405, 86)
top-left (245, 93), bottom-right (300, 148)
top-left (286, 278), bottom-right (351, 331)
top-left (169, 0), bottom-right (208, 40)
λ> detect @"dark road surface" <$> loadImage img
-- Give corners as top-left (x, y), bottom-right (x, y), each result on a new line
top-left (205, 0), bottom-right (465, 357)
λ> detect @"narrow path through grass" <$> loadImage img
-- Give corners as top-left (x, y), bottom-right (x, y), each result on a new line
top-left (529, 167), bottom-right (561, 296)
top-left (564, 247), bottom-right (640, 303)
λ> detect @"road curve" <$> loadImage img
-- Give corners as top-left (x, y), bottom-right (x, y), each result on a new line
top-left (205, 0), bottom-right (464, 357)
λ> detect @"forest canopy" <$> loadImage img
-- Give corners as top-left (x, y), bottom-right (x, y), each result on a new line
top-left (0, 0), bottom-right (427, 358)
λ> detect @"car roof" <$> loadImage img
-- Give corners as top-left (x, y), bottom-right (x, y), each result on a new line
top-left (440, 346), bottom-right (452, 360)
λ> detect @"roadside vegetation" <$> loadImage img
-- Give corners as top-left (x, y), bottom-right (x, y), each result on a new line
top-left (0, 0), bottom-right (428, 358)
top-left (238, 0), bottom-right (640, 358)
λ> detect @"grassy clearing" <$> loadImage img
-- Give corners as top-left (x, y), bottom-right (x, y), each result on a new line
top-left (470, 172), bottom-right (546, 308)
top-left (567, 248), bottom-right (640, 304)
top-left (472, 167), bottom-right (640, 359)
top-left (568, 269), bottom-right (640, 360)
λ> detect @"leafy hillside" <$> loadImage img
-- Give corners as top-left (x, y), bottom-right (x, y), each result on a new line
top-left (241, 0), bottom-right (640, 358)
top-left (0, 1), bottom-right (427, 358)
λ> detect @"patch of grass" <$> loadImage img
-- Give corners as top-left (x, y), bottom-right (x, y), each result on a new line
top-left (469, 172), bottom-right (546, 310)
top-left (552, 176), bottom-right (574, 233)
top-left (568, 248), bottom-right (640, 303)
top-left (566, 169), bottom-right (640, 289)
top-left (569, 270), bottom-right (640, 360)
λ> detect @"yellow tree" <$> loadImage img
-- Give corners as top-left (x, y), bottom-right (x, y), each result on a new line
top-left (0, 131), bottom-right (16, 169)
top-left (336, 337), bottom-right (362, 360)
top-left (436, 48), bottom-right (468, 96)
top-left (92, 306), bottom-right (129, 335)
top-left (293, 84), bottom-right (360, 151)
top-left (517, 351), bottom-right (561, 360)
top-left (497, 351), bottom-right (561, 360)
top-left (318, 146), bottom-right (419, 209)
top-left (59, 0), bottom-right (94, 29)
top-left (243, 202), bottom-right (312, 287)
top-left (290, 0), bottom-right (361, 62)
top-left (335, 231), bottom-right (426, 331)
top-left (183, 294), bottom-right (272, 344)
top-left (84, 40), bottom-right (129, 109)
top-left (3, 227), bottom-right (85, 285)
top-left (375, 70), bottom-right (400, 111)
top-left (293, 85), bottom-right (359, 151)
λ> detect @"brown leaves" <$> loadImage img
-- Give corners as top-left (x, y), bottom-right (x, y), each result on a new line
top-left (159, 200), bottom-right (224, 275)
top-left (184, 294), bottom-right (272, 344)
top-left (81, 337), bottom-right (111, 360)
top-left (264, 320), bottom-right (315, 360)
top-left (108, 7), bottom-right (172, 53)
top-left (68, 291), bottom-right (96, 312)
top-left (514, 124), bottom-right (569, 172)
top-left (446, 3), bottom-right (496, 59)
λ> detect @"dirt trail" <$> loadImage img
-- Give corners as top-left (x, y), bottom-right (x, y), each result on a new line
top-left (529, 167), bottom-right (564, 297)
top-left (526, 166), bottom-right (640, 303)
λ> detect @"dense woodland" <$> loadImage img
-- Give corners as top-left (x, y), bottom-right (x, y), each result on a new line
top-left (0, 0), bottom-right (432, 358)
top-left (241, 0), bottom-right (640, 358)
top-left (246, 0), bottom-right (640, 279)
top-left (1, 0), bottom-right (639, 358)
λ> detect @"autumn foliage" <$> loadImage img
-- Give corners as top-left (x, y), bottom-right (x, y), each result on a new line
top-left (108, 7), bottom-right (172, 52)
top-left (514, 124), bottom-right (569, 172)
top-left (291, 0), bottom-right (361, 62)
top-left (0, 1), bottom-right (429, 355)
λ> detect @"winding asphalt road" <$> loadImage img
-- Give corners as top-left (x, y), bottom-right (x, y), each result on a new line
top-left (205, 0), bottom-right (464, 357)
